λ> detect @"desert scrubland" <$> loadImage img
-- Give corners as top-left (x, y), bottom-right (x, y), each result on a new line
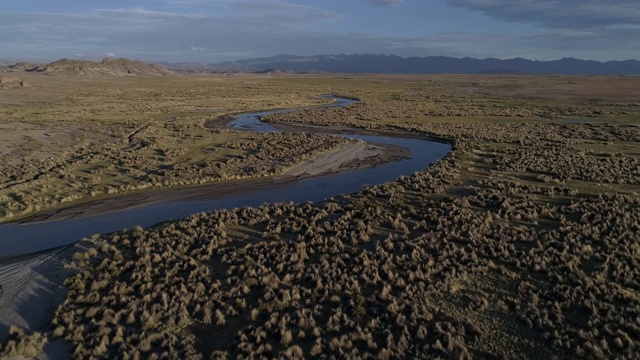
top-left (1, 73), bottom-right (640, 359)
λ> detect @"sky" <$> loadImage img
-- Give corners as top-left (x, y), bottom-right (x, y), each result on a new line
top-left (2, 0), bottom-right (640, 63)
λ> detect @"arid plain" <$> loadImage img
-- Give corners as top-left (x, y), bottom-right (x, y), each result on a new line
top-left (1, 71), bottom-right (639, 359)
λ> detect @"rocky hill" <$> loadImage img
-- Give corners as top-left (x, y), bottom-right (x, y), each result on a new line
top-left (30, 58), bottom-right (173, 77)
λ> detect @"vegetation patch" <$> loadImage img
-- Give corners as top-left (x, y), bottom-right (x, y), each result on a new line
top-left (1, 74), bottom-right (639, 358)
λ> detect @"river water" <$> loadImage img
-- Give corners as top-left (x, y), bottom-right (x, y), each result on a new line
top-left (0, 97), bottom-right (450, 258)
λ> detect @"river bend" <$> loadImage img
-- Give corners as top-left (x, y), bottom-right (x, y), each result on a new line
top-left (0, 97), bottom-right (450, 258)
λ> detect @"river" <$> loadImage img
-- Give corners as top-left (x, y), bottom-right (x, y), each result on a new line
top-left (0, 96), bottom-right (450, 258)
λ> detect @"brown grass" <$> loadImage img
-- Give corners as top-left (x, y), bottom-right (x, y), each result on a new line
top-left (1, 73), bottom-right (639, 359)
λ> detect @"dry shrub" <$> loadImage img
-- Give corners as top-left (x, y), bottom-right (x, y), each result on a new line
top-left (0, 325), bottom-right (48, 359)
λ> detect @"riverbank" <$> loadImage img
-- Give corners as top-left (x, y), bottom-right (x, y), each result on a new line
top-left (0, 245), bottom-right (80, 359)
top-left (19, 141), bottom-right (409, 224)
top-left (0, 131), bottom-right (411, 359)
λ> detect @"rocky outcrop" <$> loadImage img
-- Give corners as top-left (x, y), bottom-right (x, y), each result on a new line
top-left (33, 58), bottom-right (174, 77)
top-left (0, 76), bottom-right (26, 89)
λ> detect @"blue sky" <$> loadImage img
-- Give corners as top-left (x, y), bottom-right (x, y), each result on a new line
top-left (2, 0), bottom-right (640, 63)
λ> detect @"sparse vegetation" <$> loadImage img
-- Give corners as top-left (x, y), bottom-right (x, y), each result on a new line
top-left (1, 73), bottom-right (639, 358)
top-left (0, 75), bottom-right (355, 222)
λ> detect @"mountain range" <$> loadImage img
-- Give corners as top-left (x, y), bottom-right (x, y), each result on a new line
top-left (206, 54), bottom-right (640, 75)
top-left (4, 55), bottom-right (640, 76)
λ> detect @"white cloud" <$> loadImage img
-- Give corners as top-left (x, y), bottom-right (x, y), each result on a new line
top-left (369, 0), bottom-right (404, 6)
top-left (228, 1), bottom-right (341, 22)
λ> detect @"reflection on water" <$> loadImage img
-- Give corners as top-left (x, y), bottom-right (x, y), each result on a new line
top-left (229, 96), bottom-right (358, 132)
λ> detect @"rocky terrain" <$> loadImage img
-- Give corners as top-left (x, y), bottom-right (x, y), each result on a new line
top-left (0, 76), bottom-right (26, 89)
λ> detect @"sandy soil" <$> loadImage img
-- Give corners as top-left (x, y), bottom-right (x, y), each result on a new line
top-left (0, 245), bottom-right (81, 359)
top-left (0, 122), bottom-right (109, 166)
top-left (284, 142), bottom-right (407, 176)
top-left (19, 141), bottom-right (410, 223)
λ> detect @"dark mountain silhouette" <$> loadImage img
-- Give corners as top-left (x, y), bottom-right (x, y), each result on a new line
top-left (211, 54), bottom-right (640, 75)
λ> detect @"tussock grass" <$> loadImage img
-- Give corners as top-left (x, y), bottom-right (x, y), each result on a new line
top-left (2, 73), bottom-right (639, 358)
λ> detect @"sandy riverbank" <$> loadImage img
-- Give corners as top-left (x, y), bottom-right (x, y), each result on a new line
top-left (18, 141), bottom-right (409, 224)
top-left (0, 244), bottom-right (83, 359)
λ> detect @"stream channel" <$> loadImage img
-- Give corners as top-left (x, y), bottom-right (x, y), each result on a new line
top-left (0, 96), bottom-right (451, 258)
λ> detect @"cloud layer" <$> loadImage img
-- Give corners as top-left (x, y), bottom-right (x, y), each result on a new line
top-left (1, 0), bottom-right (639, 63)
top-left (448, 0), bottom-right (640, 28)
top-left (0, 5), bottom-right (465, 63)
top-left (368, 0), bottom-right (404, 6)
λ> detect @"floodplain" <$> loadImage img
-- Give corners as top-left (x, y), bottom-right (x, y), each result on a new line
top-left (0, 73), bottom-right (639, 359)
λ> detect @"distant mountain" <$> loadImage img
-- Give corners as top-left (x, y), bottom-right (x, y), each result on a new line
top-left (211, 54), bottom-right (640, 75)
top-left (17, 58), bottom-right (174, 77)
top-left (154, 61), bottom-right (216, 72)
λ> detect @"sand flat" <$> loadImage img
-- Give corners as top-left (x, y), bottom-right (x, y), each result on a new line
top-left (0, 245), bottom-right (78, 359)
top-left (18, 140), bottom-right (410, 223)
top-left (284, 142), bottom-right (408, 177)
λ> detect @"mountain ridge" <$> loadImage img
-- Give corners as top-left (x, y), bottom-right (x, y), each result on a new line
top-left (5, 55), bottom-right (639, 76)
top-left (209, 54), bottom-right (640, 75)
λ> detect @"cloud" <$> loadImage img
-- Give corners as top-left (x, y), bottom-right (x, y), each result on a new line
top-left (0, 7), bottom-right (342, 63)
top-left (368, 0), bottom-right (404, 6)
top-left (447, 0), bottom-right (640, 29)
top-left (0, 8), bottom-right (470, 62)
top-left (530, 28), bottom-right (640, 52)
top-left (442, 0), bottom-right (640, 60)
top-left (228, 1), bottom-right (342, 22)
top-left (1, 3), bottom-right (639, 63)
top-left (106, 52), bottom-right (116, 57)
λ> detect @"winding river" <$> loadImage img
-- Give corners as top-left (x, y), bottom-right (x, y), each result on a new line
top-left (0, 97), bottom-right (450, 258)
